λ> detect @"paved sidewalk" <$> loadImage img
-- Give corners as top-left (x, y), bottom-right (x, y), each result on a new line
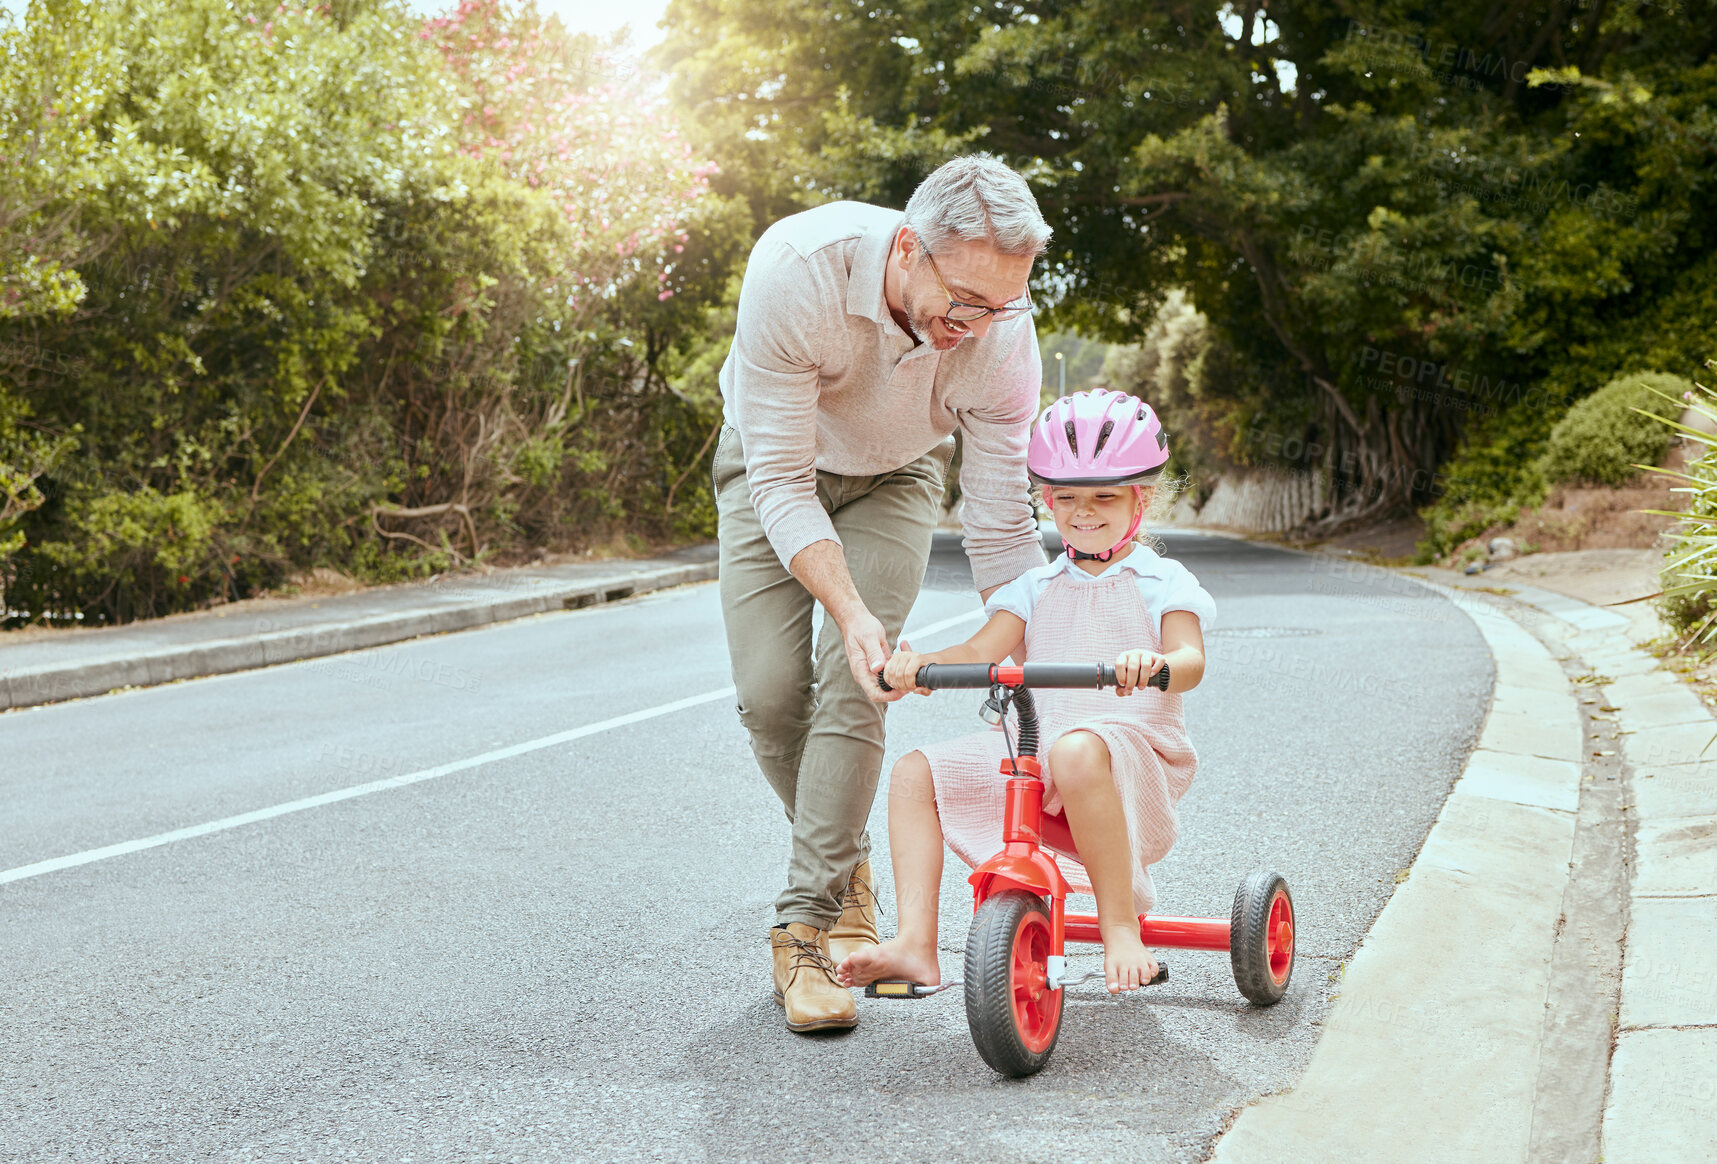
top-left (0, 545), bottom-right (717, 711)
top-left (1210, 553), bottom-right (1717, 1163)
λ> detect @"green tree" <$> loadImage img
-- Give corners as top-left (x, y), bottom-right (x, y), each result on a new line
top-left (660, 0), bottom-right (1717, 540)
top-left (0, 0), bottom-right (742, 623)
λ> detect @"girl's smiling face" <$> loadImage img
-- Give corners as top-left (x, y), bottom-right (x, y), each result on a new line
top-left (1047, 484), bottom-right (1154, 557)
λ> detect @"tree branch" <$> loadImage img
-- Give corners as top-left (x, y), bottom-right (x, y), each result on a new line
top-left (369, 517), bottom-right (469, 564)
top-left (250, 375), bottom-right (326, 506)
top-left (1231, 230), bottom-right (1365, 437)
top-left (371, 501), bottom-right (478, 562)
top-left (1503, 0), bottom-right (1567, 104)
top-left (664, 418), bottom-right (723, 514)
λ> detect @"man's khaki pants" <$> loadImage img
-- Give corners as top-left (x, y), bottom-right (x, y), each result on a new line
top-left (714, 425), bottom-right (950, 929)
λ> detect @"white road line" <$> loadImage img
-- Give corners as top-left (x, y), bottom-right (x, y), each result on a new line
top-left (0, 688), bottom-right (735, 886)
top-left (0, 607), bottom-right (984, 887)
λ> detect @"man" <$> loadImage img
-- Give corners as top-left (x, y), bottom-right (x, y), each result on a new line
top-left (714, 155), bottom-right (1051, 1032)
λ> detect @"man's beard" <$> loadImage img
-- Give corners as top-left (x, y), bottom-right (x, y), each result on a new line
top-left (902, 286), bottom-right (970, 347)
top-left (901, 287), bottom-right (934, 341)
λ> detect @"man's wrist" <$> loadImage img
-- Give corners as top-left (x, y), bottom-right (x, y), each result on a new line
top-left (828, 595), bottom-right (871, 631)
top-left (787, 540), bottom-right (869, 630)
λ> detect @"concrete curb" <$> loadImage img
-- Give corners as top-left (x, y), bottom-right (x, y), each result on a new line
top-left (0, 557), bottom-right (717, 712)
top-left (1210, 586), bottom-right (1584, 1163)
top-left (1209, 556), bottom-right (1717, 1163)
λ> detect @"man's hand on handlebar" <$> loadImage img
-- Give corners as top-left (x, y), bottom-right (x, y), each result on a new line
top-left (841, 609), bottom-right (905, 703)
top-left (1114, 649), bottom-right (1167, 697)
top-left (881, 639), bottom-right (932, 696)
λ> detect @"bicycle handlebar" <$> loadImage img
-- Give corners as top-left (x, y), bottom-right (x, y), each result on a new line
top-left (876, 661), bottom-right (1170, 693)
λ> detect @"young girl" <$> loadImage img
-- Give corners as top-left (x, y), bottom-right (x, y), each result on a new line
top-left (839, 388), bottom-right (1213, 995)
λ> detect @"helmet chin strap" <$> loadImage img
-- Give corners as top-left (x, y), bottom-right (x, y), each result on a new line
top-left (1048, 486), bottom-right (1143, 563)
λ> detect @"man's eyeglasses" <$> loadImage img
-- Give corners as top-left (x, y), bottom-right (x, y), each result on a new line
top-left (920, 245), bottom-right (1035, 323)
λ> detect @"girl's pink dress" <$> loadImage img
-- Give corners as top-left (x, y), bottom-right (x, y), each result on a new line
top-left (921, 568), bottom-right (1198, 914)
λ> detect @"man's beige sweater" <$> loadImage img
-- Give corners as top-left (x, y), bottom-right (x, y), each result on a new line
top-left (717, 201), bottom-right (1047, 593)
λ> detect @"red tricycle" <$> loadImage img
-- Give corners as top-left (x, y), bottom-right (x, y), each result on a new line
top-left (871, 661), bottom-right (1296, 1077)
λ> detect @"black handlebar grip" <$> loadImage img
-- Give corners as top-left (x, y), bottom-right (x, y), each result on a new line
top-left (915, 663), bottom-right (997, 689)
top-left (1019, 663), bottom-right (1108, 688)
top-left (1096, 662), bottom-right (1170, 690)
top-left (875, 670), bottom-right (893, 693)
top-left (1012, 663), bottom-right (1172, 690)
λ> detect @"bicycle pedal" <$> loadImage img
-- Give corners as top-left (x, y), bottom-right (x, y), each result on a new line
top-left (1056, 960), bottom-right (1170, 992)
top-left (864, 980), bottom-right (957, 999)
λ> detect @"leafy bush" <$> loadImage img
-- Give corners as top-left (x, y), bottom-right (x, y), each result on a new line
top-left (1419, 370), bottom-right (1692, 560)
top-left (0, 390), bottom-right (74, 563)
top-left (1657, 365), bottom-right (1717, 644)
top-left (1417, 400), bottom-right (1553, 560)
top-left (36, 486), bottom-right (224, 622)
top-left (1538, 371), bottom-right (1688, 487)
top-left (0, 0), bottom-right (744, 625)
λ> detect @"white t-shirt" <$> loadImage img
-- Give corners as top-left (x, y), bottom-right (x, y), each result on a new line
top-left (983, 545), bottom-right (1217, 640)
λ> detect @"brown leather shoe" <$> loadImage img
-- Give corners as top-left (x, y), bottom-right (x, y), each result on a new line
top-left (826, 859), bottom-right (880, 964)
top-left (770, 923), bottom-right (858, 1032)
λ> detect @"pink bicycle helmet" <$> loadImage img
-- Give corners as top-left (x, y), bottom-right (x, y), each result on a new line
top-left (1028, 389), bottom-right (1170, 562)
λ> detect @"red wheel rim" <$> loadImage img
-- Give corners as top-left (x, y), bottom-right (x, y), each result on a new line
top-left (1266, 887), bottom-right (1294, 985)
top-left (1009, 909), bottom-right (1059, 1054)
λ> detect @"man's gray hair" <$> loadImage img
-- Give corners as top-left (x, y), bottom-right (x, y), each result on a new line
top-left (903, 154), bottom-right (1052, 257)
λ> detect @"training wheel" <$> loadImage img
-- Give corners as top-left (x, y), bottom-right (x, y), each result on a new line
top-left (1230, 870), bottom-right (1295, 1006)
top-left (964, 890), bottom-right (1062, 1077)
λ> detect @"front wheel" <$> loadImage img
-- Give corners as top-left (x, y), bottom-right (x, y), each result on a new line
top-left (964, 890), bottom-right (1062, 1077)
top-left (1230, 870), bottom-right (1295, 1005)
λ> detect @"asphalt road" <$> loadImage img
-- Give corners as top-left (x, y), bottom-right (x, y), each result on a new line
top-left (1, 531), bottom-right (1491, 1163)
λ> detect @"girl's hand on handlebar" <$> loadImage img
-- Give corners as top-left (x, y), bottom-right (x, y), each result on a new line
top-left (882, 640), bottom-right (931, 696)
top-left (1114, 649), bottom-right (1166, 696)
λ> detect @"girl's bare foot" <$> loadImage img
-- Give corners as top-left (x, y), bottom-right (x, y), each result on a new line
top-left (837, 936), bottom-right (941, 988)
top-left (1101, 926), bottom-right (1159, 993)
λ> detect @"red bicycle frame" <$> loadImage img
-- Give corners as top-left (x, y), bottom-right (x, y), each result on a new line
top-left (968, 754), bottom-right (1233, 959)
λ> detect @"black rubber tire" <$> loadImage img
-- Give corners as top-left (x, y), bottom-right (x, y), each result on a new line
top-left (964, 890), bottom-right (1062, 1077)
top-left (1230, 870), bottom-right (1295, 1006)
